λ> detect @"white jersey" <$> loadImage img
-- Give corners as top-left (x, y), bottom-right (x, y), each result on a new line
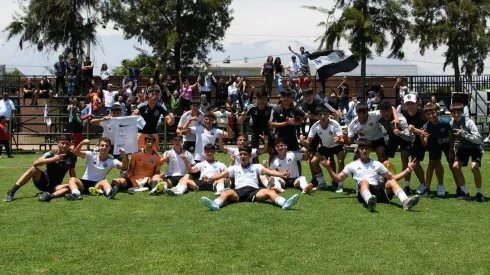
top-left (226, 147), bottom-right (258, 166)
top-left (228, 164), bottom-right (264, 189)
top-left (189, 125), bottom-right (224, 161)
top-left (99, 116), bottom-right (145, 145)
top-left (164, 149), bottom-right (195, 177)
top-left (195, 160), bottom-right (227, 180)
top-left (178, 111), bottom-right (204, 142)
top-left (341, 159), bottom-right (388, 186)
top-left (82, 151), bottom-right (121, 182)
top-left (270, 152), bottom-right (304, 178)
top-left (347, 110), bottom-right (383, 141)
top-left (308, 120), bottom-right (343, 148)
top-left (109, 116), bottom-right (143, 154)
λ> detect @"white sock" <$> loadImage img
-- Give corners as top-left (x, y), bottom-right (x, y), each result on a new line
top-left (338, 181), bottom-right (344, 189)
top-left (175, 183), bottom-right (187, 194)
top-left (396, 188), bottom-right (409, 203)
top-left (476, 187), bottom-right (482, 194)
top-left (213, 198), bottom-right (224, 207)
top-left (404, 180), bottom-right (410, 188)
top-left (361, 190), bottom-right (372, 203)
top-left (273, 178), bottom-right (283, 189)
top-left (72, 189), bottom-right (81, 196)
top-left (215, 182), bottom-right (225, 193)
top-left (105, 189), bottom-right (111, 196)
top-left (275, 196), bottom-right (286, 206)
top-left (460, 185), bottom-right (468, 194)
top-left (298, 177), bottom-right (308, 190)
top-left (315, 173), bottom-right (326, 186)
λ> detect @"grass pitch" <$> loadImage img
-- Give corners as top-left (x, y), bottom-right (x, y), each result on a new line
top-left (0, 152), bottom-right (489, 274)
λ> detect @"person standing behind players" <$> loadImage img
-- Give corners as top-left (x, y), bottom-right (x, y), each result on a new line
top-left (182, 112), bottom-right (233, 163)
top-left (200, 145), bottom-right (299, 211)
top-left (132, 88), bottom-right (175, 152)
top-left (176, 98), bottom-right (204, 151)
top-left (4, 135), bottom-right (77, 202)
top-left (377, 100), bottom-right (412, 161)
top-left (449, 102), bottom-right (485, 202)
top-left (323, 138), bottom-right (420, 212)
top-left (301, 107), bottom-right (345, 192)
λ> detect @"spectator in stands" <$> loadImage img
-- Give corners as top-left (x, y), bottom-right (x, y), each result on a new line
top-left (274, 57), bottom-right (284, 96)
top-left (200, 94), bottom-right (211, 114)
top-left (122, 76), bottom-right (137, 97)
top-left (86, 87), bottom-right (101, 115)
top-left (200, 69), bottom-right (213, 104)
top-left (288, 45), bottom-right (310, 76)
top-left (33, 76), bottom-right (53, 104)
top-left (67, 57), bottom-right (79, 96)
top-left (227, 75), bottom-right (239, 108)
top-left (417, 97), bottom-right (425, 110)
top-left (261, 56), bottom-right (274, 97)
top-left (379, 84), bottom-right (385, 101)
top-left (23, 78), bottom-right (36, 105)
top-left (213, 75), bottom-right (234, 108)
top-left (345, 93), bottom-right (358, 122)
top-left (171, 90), bottom-right (180, 111)
top-left (100, 63), bottom-right (110, 90)
top-left (393, 76), bottom-right (404, 105)
top-left (81, 55), bottom-right (94, 95)
top-left (236, 76), bottom-right (247, 111)
top-left (103, 84), bottom-right (118, 115)
top-left (123, 61), bottom-right (145, 92)
top-left (69, 104), bottom-right (91, 148)
top-left (0, 115), bottom-right (12, 158)
top-left (315, 89), bottom-right (328, 105)
top-left (160, 75), bottom-right (177, 108)
top-left (54, 55), bottom-right (68, 95)
top-left (127, 96), bottom-right (139, 115)
top-left (338, 76), bottom-right (350, 114)
top-left (367, 92), bottom-right (381, 111)
top-left (287, 55), bottom-right (300, 78)
top-left (177, 70), bottom-right (200, 115)
top-left (430, 96), bottom-right (441, 114)
top-left (146, 77), bottom-right (161, 103)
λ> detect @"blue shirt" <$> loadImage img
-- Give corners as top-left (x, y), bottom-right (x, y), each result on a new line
top-left (424, 118), bottom-right (451, 146)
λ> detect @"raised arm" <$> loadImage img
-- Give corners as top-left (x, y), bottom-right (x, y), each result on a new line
top-left (384, 159), bottom-right (416, 181)
top-left (73, 139), bottom-right (90, 158)
top-left (321, 158), bottom-right (349, 183)
top-left (218, 135), bottom-right (228, 153)
top-left (181, 155), bottom-right (199, 174)
top-left (261, 167), bottom-right (290, 178)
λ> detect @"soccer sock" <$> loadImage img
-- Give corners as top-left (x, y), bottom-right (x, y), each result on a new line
top-left (460, 185), bottom-right (468, 194)
top-left (104, 189), bottom-right (111, 196)
top-left (8, 184), bottom-right (20, 195)
top-left (215, 182), bottom-right (225, 193)
top-left (396, 189), bottom-right (409, 203)
top-left (476, 187), bottom-right (482, 194)
top-left (315, 173), bottom-right (326, 186)
top-left (361, 190), bottom-right (372, 204)
top-left (404, 180), bottom-right (410, 188)
top-left (338, 181), bottom-right (344, 189)
top-left (175, 183), bottom-right (187, 194)
top-left (213, 198), bottom-right (224, 207)
top-left (275, 196), bottom-right (286, 207)
top-left (298, 177), bottom-right (308, 190)
top-left (72, 189), bottom-right (81, 196)
top-left (150, 180), bottom-right (158, 190)
top-left (273, 178), bottom-right (283, 189)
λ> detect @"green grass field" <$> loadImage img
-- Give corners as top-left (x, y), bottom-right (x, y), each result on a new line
top-left (1, 152), bottom-right (489, 274)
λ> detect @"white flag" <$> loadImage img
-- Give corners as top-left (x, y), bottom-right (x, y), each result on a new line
top-left (44, 102), bottom-right (52, 126)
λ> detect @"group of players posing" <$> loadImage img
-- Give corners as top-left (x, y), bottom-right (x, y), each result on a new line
top-left (3, 92), bottom-right (485, 211)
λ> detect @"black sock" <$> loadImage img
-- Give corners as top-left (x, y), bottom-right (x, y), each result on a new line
top-left (150, 181), bottom-right (158, 189)
top-left (9, 185), bottom-right (20, 195)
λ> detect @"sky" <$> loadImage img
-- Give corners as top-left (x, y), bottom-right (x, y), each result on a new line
top-left (0, 0), bottom-right (484, 76)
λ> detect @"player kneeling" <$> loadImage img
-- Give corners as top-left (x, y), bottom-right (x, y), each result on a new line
top-left (166, 144), bottom-right (227, 196)
top-left (111, 135), bottom-right (163, 194)
top-left (323, 138), bottom-right (420, 212)
top-left (200, 145), bottom-right (299, 211)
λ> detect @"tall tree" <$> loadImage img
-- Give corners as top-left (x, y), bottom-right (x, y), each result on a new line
top-left (103, 0), bottom-right (233, 74)
top-left (410, 0), bottom-right (490, 93)
top-left (4, 0), bottom-right (101, 61)
top-left (305, 1), bottom-right (410, 95)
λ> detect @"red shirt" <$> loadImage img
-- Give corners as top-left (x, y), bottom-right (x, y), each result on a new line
top-left (0, 123), bottom-right (9, 140)
top-left (88, 92), bottom-right (101, 110)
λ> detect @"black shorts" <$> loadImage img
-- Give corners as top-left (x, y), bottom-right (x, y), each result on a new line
top-left (284, 178), bottom-right (297, 188)
top-left (33, 171), bottom-right (58, 193)
top-left (165, 176), bottom-right (183, 187)
top-left (251, 133), bottom-right (274, 149)
top-left (385, 137), bottom-right (402, 158)
top-left (234, 186), bottom-right (260, 202)
top-left (455, 147), bottom-right (483, 167)
top-left (23, 92), bottom-right (33, 99)
top-left (183, 141), bottom-right (196, 152)
top-left (400, 140), bottom-right (426, 161)
top-left (122, 178), bottom-right (135, 190)
top-left (428, 143), bottom-right (453, 163)
top-left (356, 183), bottom-right (394, 204)
top-left (81, 179), bottom-right (98, 193)
top-left (38, 91), bottom-right (50, 98)
top-left (308, 134), bottom-right (322, 153)
top-left (317, 145), bottom-right (344, 159)
top-left (195, 179), bottom-right (214, 191)
top-left (371, 138), bottom-right (386, 150)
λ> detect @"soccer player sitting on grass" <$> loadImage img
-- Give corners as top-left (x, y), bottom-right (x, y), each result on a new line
top-left (166, 144), bottom-right (227, 196)
top-left (153, 135), bottom-right (196, 194)
top-left (181, 112), bottom-right (234, 163)
top-left (269, 138), bottom-right (313, 194)
top-left (418, 103), bottom-right (459, 198)
top-left (322, 138), bottom-right (420, 212)
top-left (218, 133), bottom-right (269, 166)
top-left (449, 102), bottom-right (485, 202)
top-left (4, 135), bottom-right (77, 202)
top-left (65, 138), bottom-right (128, 200)
top-left (200, 145), bottom-right (300, 211)
top-left (301, 106), bottom-right (345, 192)
top-left (111, 135), bottom-right (163, 195)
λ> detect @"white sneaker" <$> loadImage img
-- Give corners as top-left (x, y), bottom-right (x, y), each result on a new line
top-left (335, 183), bottom-right (344, 193)
top-left (437, 184), bottom-right (446, 197)
top-left (416, 183), bottom-right (426, 194)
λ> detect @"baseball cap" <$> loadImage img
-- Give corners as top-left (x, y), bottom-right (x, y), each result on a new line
top-left (403, 93), bottom-right (417, 103)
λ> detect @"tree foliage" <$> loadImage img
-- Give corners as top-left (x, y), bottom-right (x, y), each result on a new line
top-left (305, 0), bottom-right (410, 93)
top-left (3, 0), bottom-right (102, 61)
top-left (103, 0), bottom-right (233, 74)
top-left (410, 0), bottom-right (490, 92)
top-left (111, 51), bottom-right (157, 76)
